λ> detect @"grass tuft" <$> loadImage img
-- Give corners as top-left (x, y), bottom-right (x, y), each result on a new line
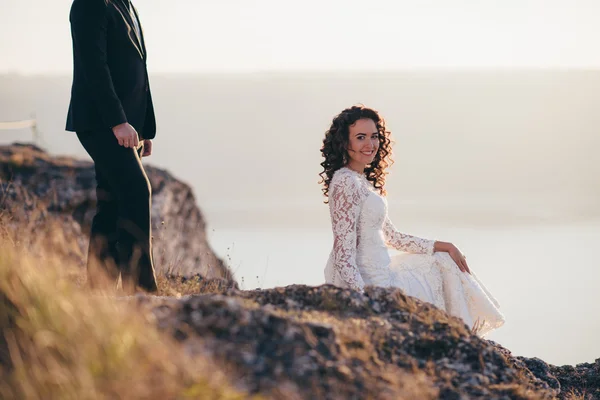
top-left (0, 242), bottom-right (247, 400)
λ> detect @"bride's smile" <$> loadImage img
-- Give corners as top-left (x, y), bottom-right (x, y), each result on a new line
top-left (346, 118), bottom-right (380, 171)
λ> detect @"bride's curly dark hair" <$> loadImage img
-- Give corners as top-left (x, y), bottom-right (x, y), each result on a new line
top-left (319, 105), bottom-right (394, 201)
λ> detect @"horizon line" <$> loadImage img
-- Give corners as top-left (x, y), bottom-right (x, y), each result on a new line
top-left (2, 66), bottom-right (600, 77)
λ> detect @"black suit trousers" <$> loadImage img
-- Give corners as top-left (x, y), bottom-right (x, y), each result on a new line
top-left (77, 129), bottom-right (157, 292)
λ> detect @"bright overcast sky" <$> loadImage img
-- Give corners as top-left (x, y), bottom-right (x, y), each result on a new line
top-left (1, 0), bottom-right (599, 74)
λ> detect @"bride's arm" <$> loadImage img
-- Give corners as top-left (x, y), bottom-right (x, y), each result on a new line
top-left (329, 174), bottom-right (365, 292)
top-left (382, 217), bottom-right (436, 255)
top-left (384, 216), bottom-right (472, 273)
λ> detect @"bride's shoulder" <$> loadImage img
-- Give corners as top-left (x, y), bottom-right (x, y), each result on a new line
top-left (332, 167), bottom-right (355, 182)
top-left (331, 167), bottom-right (363, 190)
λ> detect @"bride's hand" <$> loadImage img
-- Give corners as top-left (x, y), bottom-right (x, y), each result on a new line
top-left (434, 241), bottom-right (471, 274)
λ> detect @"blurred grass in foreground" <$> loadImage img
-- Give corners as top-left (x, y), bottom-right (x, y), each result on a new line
top-left (0, 237), bottom-right (248, 400)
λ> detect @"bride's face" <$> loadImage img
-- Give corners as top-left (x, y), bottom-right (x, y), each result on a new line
top-left (346, 118), bottom-right (379, 169)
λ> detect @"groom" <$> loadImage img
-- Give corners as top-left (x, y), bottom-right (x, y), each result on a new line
top-left (66, 0), bottom-right (158, 292)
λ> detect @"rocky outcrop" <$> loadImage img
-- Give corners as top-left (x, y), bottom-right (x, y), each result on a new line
top-left (0, 143), bottom-right (230, 280)
top-left (549, 359), bottom-right (600, 399)
top-left (518, 353), bottom-right (600, 400)
top-left (131, 283), bottom-right (598, 400)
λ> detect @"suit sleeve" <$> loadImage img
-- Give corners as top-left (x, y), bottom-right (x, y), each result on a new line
top-left (70, 0), bottom-right (127, 128)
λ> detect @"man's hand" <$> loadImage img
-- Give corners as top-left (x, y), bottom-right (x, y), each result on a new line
top-left (141, 139), bottom-right (152, 157)
top-left (112, 122), bottom-right (139, 148)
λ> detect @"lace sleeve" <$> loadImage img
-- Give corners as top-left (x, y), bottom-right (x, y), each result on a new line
top-left (383, 217), bottom-right (436, 255)
top-left (329, 172), bottom-right (366, 292)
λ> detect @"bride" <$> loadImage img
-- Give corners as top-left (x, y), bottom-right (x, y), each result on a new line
top-left (320, 105), bottom-right (505, 336)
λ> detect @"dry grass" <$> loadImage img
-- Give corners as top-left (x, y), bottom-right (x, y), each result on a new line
top-left (563, 389), bottom-right (592, 400)
top-left (0, 241), bottom-right (248, 400)
top-left (157, 274), bottom-right (238, 297)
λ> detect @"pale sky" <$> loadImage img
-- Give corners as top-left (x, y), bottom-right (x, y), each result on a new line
top-left (1, 0), bottom-right (600, 74)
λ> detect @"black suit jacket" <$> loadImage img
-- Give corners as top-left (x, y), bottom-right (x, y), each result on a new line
top-left (66, 0), bottom-right (156, 139)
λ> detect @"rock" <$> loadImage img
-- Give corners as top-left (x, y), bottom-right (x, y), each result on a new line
top-left (491, 341), bottom-right (600, 399)
top-left (549, 358), bottom-right (600, 399)
top-left (517, 356), bottom-right (561, 392)
top-left (131, 284), bottom-right (565, 400)
top-left (0, 143), bottom-right (231, 280)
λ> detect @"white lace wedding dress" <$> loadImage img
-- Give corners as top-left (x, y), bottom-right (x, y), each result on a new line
top-left (324, 167), bottom-right (505, 336)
